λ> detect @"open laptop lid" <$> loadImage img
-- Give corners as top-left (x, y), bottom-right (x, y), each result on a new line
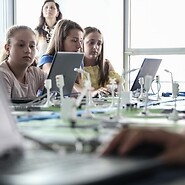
top-left (130, 58), bottom-right (162, 91)
top-left (44, 52), bottom-right (84, 96)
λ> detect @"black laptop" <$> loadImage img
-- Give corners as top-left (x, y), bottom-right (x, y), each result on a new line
top-left (130, 58), bottom-right (162, 92)
top-left (44, 52), bottom-right (84, 97)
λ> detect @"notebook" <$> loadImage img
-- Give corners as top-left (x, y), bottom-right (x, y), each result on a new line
top-left (0, 76), bottom-right (164, 185)
top-left (44, 51), bottom-right (84, 97)
top-left (130, 58), bottom-right (162, 92)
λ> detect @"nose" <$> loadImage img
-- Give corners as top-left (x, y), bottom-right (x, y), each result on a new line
top-left (76, 41), bottom-right (83, 50)
top-left (92, 43), bottom-right (99, 49)
top-left (24, 45), bottom-right (31, 53)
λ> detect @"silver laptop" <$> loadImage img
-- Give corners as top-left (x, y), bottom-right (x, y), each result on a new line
top-left (0, 75), bottom-right (163, 185)
top-left (44, 52), bottom-right (84, 96)
top-left (130, 58), bottom-right (162, 92)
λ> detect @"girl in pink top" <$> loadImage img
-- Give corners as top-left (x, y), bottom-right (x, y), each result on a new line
top-left (0, 25), bottom-right (46, 99)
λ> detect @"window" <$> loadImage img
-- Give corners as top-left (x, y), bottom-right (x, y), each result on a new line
top-left (124, 0), bottom-right (185, 92)
top-left (130, 0), bottom-right (185, 48)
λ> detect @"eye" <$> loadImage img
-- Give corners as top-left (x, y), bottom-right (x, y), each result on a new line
top-left (30, 44), bottom-right (36, 49)
top-left (18, 43), bottom-right (24, 47)
top-left (51, 6), bottom-right (56, 10)
top-left (73, 38), bottom-right (78, 42)
top-left (79, 40), bottom-right (83, 45)
top-left (97, 41), bottom-right (103, 46)
top-left (87, 40), bottom-right (95, 45)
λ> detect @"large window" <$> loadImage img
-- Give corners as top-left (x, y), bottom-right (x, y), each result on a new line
top-left (124, 0), bottom-right (185, 92)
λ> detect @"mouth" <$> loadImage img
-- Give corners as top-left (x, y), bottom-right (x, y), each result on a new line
top-left (91, 52), bottom-right (98, 56)
top-left (72, 50), bottom-right (81, 53)
top-left (23, 56), bottom-right (32, 60)
top-left (47, 12), bottom-right (52, 15)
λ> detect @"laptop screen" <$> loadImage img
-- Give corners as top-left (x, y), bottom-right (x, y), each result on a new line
top-left (45, 52), bottom-right (84, 96)
top-left (130, 58), bottom-right (162, 92)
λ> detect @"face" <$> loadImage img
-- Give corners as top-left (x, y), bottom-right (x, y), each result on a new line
top-left (83, 31), bottom-right (103, 60)
top-left (5, 29), bottom-right (36, 67)
top-left (42, 2), bottom-right (59, 19)
top-left (64, 29), bottom-right (83, 52)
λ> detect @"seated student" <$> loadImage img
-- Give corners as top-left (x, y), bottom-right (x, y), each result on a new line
top-left (37, 19), bottom-right (84, 74)
top-left (0, 25), bottom-right (46, 100)
top-left (34, 0), bottom-right (63, 61)
top-left (101, 128), bottom-right (185, 165)
top-left (74, 26), bottom-right (122, 98)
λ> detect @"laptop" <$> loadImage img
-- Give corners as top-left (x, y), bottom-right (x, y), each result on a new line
top-left (130, 58), bottom-right (162, 92)
top-left (43, 51), bottom-right (84, 97)
top-left (0, 76), bottom-right (164, 185)
top-left (10, 52), bottom-right (83, 104)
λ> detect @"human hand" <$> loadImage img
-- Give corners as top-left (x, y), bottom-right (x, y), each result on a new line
top-left (101, 128), bottom-right (185, 165)
top-left (92, 87), bottom-right (111, 98)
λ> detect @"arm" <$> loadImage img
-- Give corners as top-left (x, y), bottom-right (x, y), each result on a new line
top-left (0, 72), bottom-right (13, 100)
top-left (42, 63), bottom-right (52, 74)
top-left (37, 55), bottom-right (53, 74)
top-left (105, 59), bottom-right (122, 83)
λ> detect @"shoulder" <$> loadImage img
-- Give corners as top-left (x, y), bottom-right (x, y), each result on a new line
top-left (34, 27), bottom-right (44, 36)
top-left (104, 58), bottom-right (110, 63)
top-left (104, 59), bottom-right (114, 70)
top-left (34, 29), bottom-right (39, 36)
top-left (0, 62), bottom-right (12, 74)
top-left (0, 64), bottom-right (14, 85)
top-left (104, 59), bottom-right (111, 66)
top-left (37, 54), bottom-right (54, 67)
top-left (0, 61), bottom-right (8, 68)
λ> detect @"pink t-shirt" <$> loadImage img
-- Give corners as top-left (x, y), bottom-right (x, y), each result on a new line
top-left (0, 62), bottom-right (46, 99)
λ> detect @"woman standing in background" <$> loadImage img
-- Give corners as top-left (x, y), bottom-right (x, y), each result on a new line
top-left (35, 0), bottom-right (62, 61)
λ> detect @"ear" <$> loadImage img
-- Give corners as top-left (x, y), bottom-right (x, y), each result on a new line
top-left (56, 11), bottom-right (59, 18)
top-left (4, 44), bottom-right (10, 55)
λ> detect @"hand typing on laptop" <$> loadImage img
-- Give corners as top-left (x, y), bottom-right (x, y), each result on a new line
top-left (101, 128), bottom-right (185, 165)
top-left (93, 87), bottom-right (111, 98)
